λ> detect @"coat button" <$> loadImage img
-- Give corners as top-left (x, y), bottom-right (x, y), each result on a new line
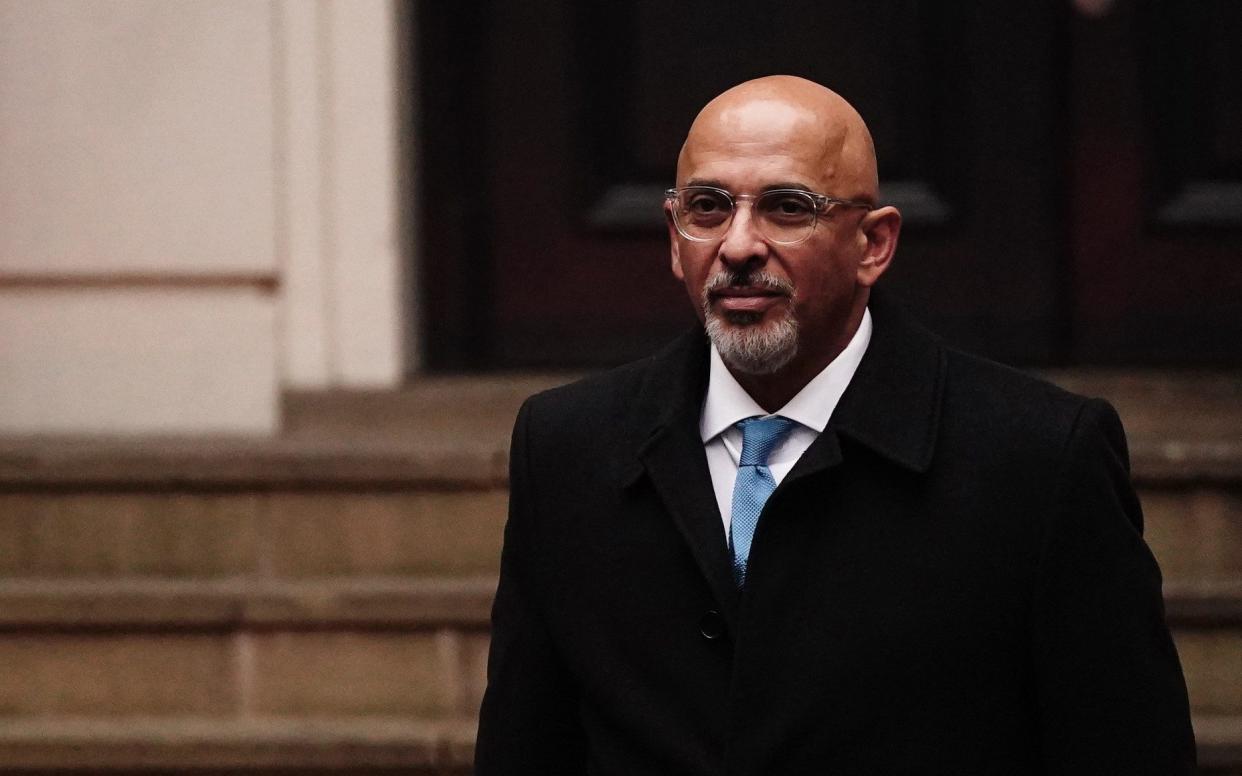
top-left (698, 610), bottom-right (726, 640)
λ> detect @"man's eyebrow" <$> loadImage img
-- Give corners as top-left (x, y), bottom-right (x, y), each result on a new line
top-left (760, 182), bottom-right (815, 193)
top-left (682, 179), bottom-right (817, 193)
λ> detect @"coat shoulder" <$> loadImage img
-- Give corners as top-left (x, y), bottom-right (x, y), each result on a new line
top-left (522, 352), bottom-right (657, 430)
top-left (939, 345), bottom-right (1122, 461)
top-left (519, 328), bottom-right (703, 436)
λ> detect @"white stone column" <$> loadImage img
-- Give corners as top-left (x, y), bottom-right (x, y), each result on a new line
top-left (0, 0), bottom-right (410, 434)
top-left (277, 0), bottom-right (409, 389)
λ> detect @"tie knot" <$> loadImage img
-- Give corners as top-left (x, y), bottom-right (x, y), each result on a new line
top-left (736, 416), bottom-right (797, 466)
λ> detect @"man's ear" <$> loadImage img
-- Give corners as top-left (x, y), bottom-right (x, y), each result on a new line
top-left (856, 205), bottom-right (901, 287)
top-left (665, 203), bottom-right (685, 280)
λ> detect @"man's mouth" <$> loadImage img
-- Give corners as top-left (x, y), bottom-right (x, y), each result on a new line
top-left (712, 286), bottom-right (784, 298)
top-left (710, 286), bottom-right (788, 313)
top-left (700, 270), bottom-right (795, 320)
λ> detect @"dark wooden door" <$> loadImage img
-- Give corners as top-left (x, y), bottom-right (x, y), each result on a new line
top-left (416, 0), bottom-right (1242, 371)
top-left (1069, 0), bottom-right (1242, 363)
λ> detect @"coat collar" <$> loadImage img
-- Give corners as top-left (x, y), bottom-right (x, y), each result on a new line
top-left (821, 289), bottom-right (944, 474)
top-left (622, 289), bottom-right (945, 483)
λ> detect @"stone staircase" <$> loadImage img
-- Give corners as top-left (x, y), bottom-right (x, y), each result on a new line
top-left (0, 372), bottom-right (1239, 773)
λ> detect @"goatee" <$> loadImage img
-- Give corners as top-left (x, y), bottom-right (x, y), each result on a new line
top-left (701, 269), bottom-right (798, 375)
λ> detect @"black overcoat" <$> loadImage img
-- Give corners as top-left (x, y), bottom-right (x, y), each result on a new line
top-left (475, 294), bottom-right (1196, 775)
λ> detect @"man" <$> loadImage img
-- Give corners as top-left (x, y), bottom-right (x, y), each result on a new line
top-left (475, 76), bottom-right (1195, 774)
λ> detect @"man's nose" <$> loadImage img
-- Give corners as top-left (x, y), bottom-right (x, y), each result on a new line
top-left (718, 203), bottom-right (769, 267)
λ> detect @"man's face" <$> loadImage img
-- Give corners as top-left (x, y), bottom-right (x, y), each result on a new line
top-left (667, 98), bottom-right (870, 375)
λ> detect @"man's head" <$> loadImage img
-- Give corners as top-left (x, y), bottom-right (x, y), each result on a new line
top-left (665, 76), bottom-right (901, 380)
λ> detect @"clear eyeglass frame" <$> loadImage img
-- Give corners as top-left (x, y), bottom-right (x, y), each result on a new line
top-left (664, 185), bottom-right (874, 245)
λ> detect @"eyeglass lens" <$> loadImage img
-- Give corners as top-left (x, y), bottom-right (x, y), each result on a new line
top-left (673, 188), bottom-right (818, 243)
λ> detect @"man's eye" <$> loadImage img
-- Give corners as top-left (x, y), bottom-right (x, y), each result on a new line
top-left (764, 196), bottom-right (814, 217)
top-left (687, 195), bottom-right (727, 213)
top-left (770, 196), bottom-right (809, 214)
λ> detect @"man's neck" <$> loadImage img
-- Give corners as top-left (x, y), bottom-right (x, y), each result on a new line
top-left (730, 359), bottom-right (834, 414)
top-left (727, 304), bottom-right (867, 414)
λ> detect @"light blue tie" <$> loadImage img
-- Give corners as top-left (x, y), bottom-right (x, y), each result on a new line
top-left (730, 415), bottom-right (797, 587)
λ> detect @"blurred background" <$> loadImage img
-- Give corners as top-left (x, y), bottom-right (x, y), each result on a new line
top-left (0, 0), bottom-right (1239, 772)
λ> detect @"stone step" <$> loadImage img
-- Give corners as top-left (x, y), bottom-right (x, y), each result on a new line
top-left (1043, 371), bottom-right (1242, 443)
top-left (1, 375), bottom-right (1238, 584)
top-left (1, 372), bottom-right (1239, 488)
top-left (0, 716), bottom-right (476, 773)
top-left (0, 715), bottom-right (1237, 774)
top-left (1, 482), bottom-right (1237, 583)
top-left (0, 375), bottom-right (573, 490)
top-left (0, 489), bottom-right (508, 578)
top-left (0, 628), bottom-right (488, 720)
top-left (0, 577), bottom-right (496, 629)
top-left (1145, 485), bottom-right (1242, 583)
top-left (0, 576), bottom-right (1234, 631)
top-left (0, 578), bottom-right (493, 721)
top-left (0, 436), bottom-right (508, 489)
top-left (1199, 714), bottom-right (1242, 775)
top-left (0, 577), bottom-right (1238, 718)
top-left (1, 374), bottom-right (1238, 584)
top-left (1, 426), bottom-right (1237, 490)
top-left (0, 576), bottom-right (1237, 772)
top-left (1166, 581), bottom-right (1242, 717)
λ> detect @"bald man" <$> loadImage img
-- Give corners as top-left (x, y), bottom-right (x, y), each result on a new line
top-left (475, 77), bottom-right (1195, 775)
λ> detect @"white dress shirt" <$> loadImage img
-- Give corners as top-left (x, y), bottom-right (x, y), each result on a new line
top-left (699, 308), bottom-right (873, 537)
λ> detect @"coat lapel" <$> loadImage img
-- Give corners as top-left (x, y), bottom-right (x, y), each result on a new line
top-left (640, 418), bottom-right (741, 619)
top-left (619, 328), bottom-right (742, 620)
top-left (776, 290), bottom-right (945, 496)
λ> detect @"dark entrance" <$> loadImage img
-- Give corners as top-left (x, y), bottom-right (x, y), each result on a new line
top-left (415, 1), bottom-right (1242, 371)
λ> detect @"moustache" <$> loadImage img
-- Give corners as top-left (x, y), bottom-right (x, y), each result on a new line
top-left (702, 269), bottom-right (795, 299)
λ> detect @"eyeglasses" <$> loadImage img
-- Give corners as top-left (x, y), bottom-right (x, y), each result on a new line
top-left (664, 186), bottom-right (873, 245)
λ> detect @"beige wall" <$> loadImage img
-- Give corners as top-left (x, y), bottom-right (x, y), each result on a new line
top-left (0, 0), bottom-right (409, 434)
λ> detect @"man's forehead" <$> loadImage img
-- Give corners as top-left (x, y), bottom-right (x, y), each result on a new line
top-left (676, 82), bottom-right (877, 199)
top-left (706, 96), bottom-right (823, 134)
top-left (677, 99), bottom-right (844, 188)
top-left (685, 96), bottom-right (840, 150)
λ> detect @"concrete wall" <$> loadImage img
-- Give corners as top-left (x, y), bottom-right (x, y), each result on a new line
top-left (0, 0), bottom-right (409, 434)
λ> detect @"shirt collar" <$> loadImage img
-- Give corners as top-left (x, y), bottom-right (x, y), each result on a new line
top-left (699, 307), bottom-right (873, 442)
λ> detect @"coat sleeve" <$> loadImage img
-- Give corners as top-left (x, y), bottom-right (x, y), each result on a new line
top-left (474, 398), bottom-right (589, 775)
top-left (1031, 398), bottom-right (1197, 773)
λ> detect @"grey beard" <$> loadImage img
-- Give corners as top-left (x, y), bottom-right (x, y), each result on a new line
top-left (701, 269), bottom-right (799, 375)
